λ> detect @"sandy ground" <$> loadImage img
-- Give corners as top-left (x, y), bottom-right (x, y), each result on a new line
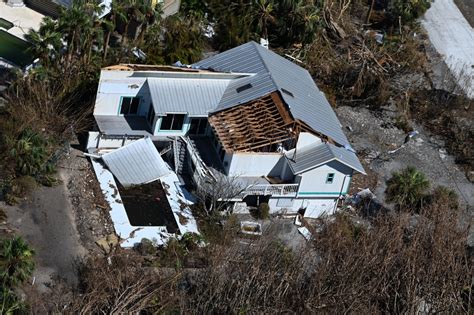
top-left (336, 105), bottom-right (474, 208)
top-left (2, 144), bottom-right (114, 293)
top-left (3, 168), bottom-right (86, 289)
top-left (421, 0), bottom-right (474, 98)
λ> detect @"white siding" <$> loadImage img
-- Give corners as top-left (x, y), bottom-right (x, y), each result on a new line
top-left (226, 152), bottom-right (283, 176)
top-left (267, 197), bottom-right (337, 217)
top-left (297, 161), bottom-right (352, 198)
top-left (296, 132), bottom-right (322, 150)
top-left (94, 75), bottom-right (151, 116)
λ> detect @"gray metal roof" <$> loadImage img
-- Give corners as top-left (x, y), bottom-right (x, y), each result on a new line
top-left (147, 77), bottom-right (231, 116)
top-left (286, 142), bottom-right (366, 175)
top-left (193, 41), bottom-right (350, 147)
top-left (95, 115), bottom-right (152, 136)
top-left (101, 137), bottom-right (171, 187)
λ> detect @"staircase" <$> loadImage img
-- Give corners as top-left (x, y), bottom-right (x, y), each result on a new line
top-left (173, 137), bottom-right (187, 175)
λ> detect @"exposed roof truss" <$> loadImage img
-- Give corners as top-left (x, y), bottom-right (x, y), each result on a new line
top-left (209, 93), bottom-right (297, 153)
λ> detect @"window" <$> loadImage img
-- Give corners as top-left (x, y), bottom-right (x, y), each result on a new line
top-left (326, 173), bottom-right (335, 184)
top-left (189, 118), bottom-right (208, 135)
top-left (147, 104), bottom-right (155, 126)
top-left (120, 97), bottom-right (140, 115)
top-left (160, 114), bottom-right (185, 131)
top-left (236, 83), bottom-right (252, 93)
top-left (281, 88), bottom-right (294, 97)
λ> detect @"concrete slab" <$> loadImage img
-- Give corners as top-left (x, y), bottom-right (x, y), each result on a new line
top-left (421, 0), bottom-right (474, 98)
top-left (0, 1), bottom-right (44, 39)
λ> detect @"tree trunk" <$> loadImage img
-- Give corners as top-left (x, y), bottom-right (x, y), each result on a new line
top-left (365, 0), bottom-right (375, 24)
top-left (103, 30), bottom-right (111, 61)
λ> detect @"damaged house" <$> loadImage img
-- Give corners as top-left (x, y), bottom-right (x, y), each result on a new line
top-left (87, 41), bottom-right (365, 233)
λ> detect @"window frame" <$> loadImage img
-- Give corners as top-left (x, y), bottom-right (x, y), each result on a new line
top-left (189, 117), bottom-right (208, 135)
top-left (147, 104), bottom-right (155, 126)
top-left (326, 173), bottom-right (335, 184)
top-left (159, 113), bottom-right (186, 131)
top-left (119, 96), bottom-right (141, 116)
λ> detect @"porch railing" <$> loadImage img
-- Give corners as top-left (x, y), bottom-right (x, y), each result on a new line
top-left (242, 183), bottom-right (299, 198)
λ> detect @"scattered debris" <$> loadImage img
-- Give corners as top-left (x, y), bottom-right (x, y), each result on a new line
top-left (240, 221), bottom-right (262, 236)
top-left (297, 226), bottom-right (312, 241)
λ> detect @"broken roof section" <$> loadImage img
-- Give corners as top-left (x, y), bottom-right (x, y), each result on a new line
top-left (286, 142), bottom-right (366, 175)
top-left (193, 41), bottom-right (350, 147)
top-left (101, 137), bottom-right (171, 187)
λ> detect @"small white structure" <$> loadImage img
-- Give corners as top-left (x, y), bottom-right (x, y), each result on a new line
top-left (88, 41), bottom-right (366, 219)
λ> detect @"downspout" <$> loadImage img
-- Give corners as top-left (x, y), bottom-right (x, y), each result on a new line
top-left (334, 174), bottom-right (347, 213)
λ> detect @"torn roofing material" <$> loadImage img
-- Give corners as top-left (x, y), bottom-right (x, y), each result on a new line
top-left (193, 41), bottom-right (350, 147)
top-left (101, 137), bottom-right (171, 187)
top-left (286, 142), bottom-right (366, 175)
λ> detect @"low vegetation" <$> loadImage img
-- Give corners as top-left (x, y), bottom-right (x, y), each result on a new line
top-left (0, 236), bottom-right (35, 314)
top-left (0, 0), bottom-right (471, 313)
top-left (385, 166), bottom-right (430, 210)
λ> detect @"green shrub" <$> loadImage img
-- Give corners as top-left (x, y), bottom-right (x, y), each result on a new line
top-left (0, 236), bottom-right (35, 287)
top-left (385, 166), bottom-right (430, 211)
top-left (388, 0), bottom-right (431, 24)
top-left (9, 129), bottom-right (53, 177)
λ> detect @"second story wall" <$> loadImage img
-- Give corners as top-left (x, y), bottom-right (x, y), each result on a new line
top-left (94, 75), bottom-right (152, 117)
top-left (297, 161), bottom-right (353, 198)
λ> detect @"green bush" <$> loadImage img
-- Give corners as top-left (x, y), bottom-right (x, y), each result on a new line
top-left (0, 236), bottom-right (35, 287)
top-left (388, 0), bottom-right (431, 24)
top-left (9, 129), bottom-right (53, 177)
top-left (385, 166), bottom-right (430, 211)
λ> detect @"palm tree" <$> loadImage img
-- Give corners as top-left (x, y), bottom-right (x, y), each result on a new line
top-left (58, 2), bottom-right (91, 65)
top-left (162, 15), bottom-right (205, 64)
top-left (134, 0), bottom-right (162, 47)
top-left (385, 166), bottom-right (430, 210)
top-left (251, 0), bottom-right (276, 40)
top-left (25, 17), bottom-right (61, 67)
top-left (0, 287), bottom-right (25, 315)
top-left (0, 237), bottom-right (35, 287)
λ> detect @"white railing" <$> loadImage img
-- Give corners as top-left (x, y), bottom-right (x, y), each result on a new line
top-left (243, 183), bottom-right (299, 197)
top-left (180, 136), bottom-right (216, 181)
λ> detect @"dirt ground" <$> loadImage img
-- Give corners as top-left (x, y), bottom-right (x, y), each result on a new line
top-left (454, 0), bottom-right (474, 27)
top-left (336, 104), bottom-right (473, 208)
top-left (2, 142), bottom-right (114, 294)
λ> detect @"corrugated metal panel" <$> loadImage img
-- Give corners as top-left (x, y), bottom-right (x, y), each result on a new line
top-left (216, 73), bottom-right (275, 111)
top-left (286, 143), bottom-right (334, 174)
top-left (95, 115), bottom-right (152, 136)
top-left (252, 43), bottom-right (349, 146)
top-left (147, 77), bottom-right (232, 116)
top-left (286, 142), bottom-right (366, 175)
top-left (328, 143), bottom-right (366, 175)
top-left (194, 42), bottom-right (267, 74)
top-left (101, 137), bottom-right (171, 187)
top-left (193, 41), bottom-right (350, 147)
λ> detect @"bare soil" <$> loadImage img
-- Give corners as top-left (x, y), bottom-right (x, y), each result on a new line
top-left (118, 181), bottom-right (179, 233)
top-left (454, 0), bottom-right (474, 27)
top-left (336, 105), bottom-right (474, 208)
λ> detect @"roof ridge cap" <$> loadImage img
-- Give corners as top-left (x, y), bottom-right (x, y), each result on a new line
top-left (251, 42), bottom-right (279, 90)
